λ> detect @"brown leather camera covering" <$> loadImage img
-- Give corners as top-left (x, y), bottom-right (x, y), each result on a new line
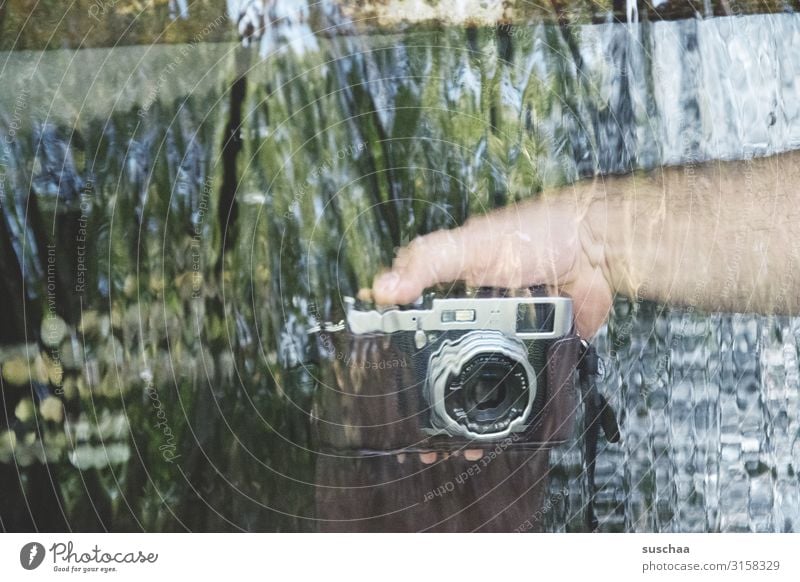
top-left (522, 334), bottom-right (581, 445)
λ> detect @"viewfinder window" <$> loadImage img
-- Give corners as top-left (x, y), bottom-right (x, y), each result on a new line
top-left (516, 303), bottom-right (555, 333)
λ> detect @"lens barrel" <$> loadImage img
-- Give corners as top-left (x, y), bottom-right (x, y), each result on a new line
top-left (427, 331), bottom-right (536, 440)
top-left (445, 352), bottom-right (530, 435)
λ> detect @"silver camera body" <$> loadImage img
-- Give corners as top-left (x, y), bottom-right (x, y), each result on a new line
top-left (342, 294), bottom-right (577, 445)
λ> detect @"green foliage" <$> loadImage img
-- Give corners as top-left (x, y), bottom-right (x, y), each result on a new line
top-left (0, 0), bottom-right (233, 51)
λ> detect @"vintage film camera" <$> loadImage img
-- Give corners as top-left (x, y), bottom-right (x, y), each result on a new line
top-left (312, 289), bottom-right (592, 453)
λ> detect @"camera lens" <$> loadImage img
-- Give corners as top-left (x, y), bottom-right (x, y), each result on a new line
top-left (427, 331), bottom-right (537, 440)
top-left (443, 353), bottom-right (531, 435)
top-left (473, 377), bottom-right (505, 410)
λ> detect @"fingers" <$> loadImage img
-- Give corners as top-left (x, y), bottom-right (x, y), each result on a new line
top-left (371, 225), bottom-right (529, 304)
top-left (418, 452), bottom-right (437, 464)
top-left (372, 200), bottom-right (582, 305)
top-left (463, 449), bottom-right (483, 461)
top-left (458, 201), bottom-right (571, 289)
top-left (373, 229), bottom-right (467, 305)
top-left (394, 450), bottom-right (485, 464)
top-left (564, 267), bottom-right (615, 338)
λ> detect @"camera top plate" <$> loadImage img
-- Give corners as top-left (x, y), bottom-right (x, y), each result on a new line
top-left (344, 295), bottom-right (573, 340)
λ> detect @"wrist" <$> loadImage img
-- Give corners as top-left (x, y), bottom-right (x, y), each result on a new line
top-left (574, 175), bottom-right (642, 301)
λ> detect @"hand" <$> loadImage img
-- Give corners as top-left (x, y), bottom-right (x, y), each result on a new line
top-left (372, 193), bottom-right (613, 338)
top-left (398, 449), bottom-right (486, 465)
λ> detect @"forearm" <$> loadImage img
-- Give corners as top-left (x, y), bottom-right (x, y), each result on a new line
top-left (582, 150), bottom-right (800, 314)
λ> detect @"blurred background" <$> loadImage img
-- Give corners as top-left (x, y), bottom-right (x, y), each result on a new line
top-left (0, 0), bottom-right (799, 532)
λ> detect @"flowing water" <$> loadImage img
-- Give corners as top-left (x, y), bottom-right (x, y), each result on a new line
top-left (0, 3), bottom-right (799, 531)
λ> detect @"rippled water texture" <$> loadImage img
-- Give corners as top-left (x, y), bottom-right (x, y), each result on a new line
top-left (0, 8), bottom-right (798, 531)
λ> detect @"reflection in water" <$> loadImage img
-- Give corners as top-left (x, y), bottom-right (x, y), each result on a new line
top-left (0, 7), bottom-right (799, 531)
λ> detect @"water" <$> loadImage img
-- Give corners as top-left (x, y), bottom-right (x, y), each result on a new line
top-left (1, 5), bottom-right (799, 531)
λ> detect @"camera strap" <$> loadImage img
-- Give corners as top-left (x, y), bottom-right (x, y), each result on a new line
top-left (578, 341), bottom-right (621, 532)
